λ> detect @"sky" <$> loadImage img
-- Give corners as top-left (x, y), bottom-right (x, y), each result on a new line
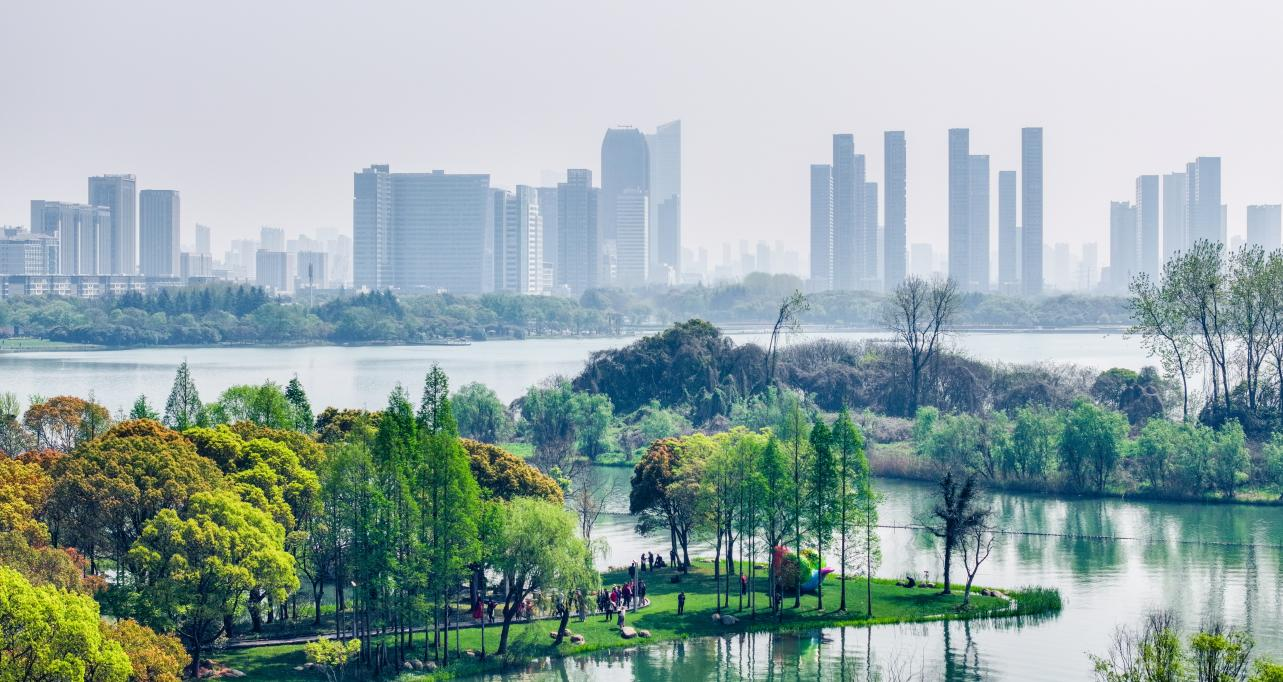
top-left (3, 1), bottom-right (1283, 265)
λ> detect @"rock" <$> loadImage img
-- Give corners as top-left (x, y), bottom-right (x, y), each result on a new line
top-left (710, 613), bottom-right (721, 623)
top-left (638, 629), bottom-right (651, 638)
top-left (292, 666), bottom-right (304, 672)
top-left (226, 671), bottom-right (246, 678)
top-left (402, 661), bottom-right (413, 671)
top-left (620, 626), bottom-right (638, 639)
top-left (465, 649), bottom-right (477, 658)
top-left (425, 661), bottom-right (438, 672)
top-left (302, 663), bottom-right (315, 670)
top-left (412, 660), bottom-right (424, 670)
top-left (570, 634), bottom-right (585, 645)
top-left (720, 614), bottom-right (738, 626)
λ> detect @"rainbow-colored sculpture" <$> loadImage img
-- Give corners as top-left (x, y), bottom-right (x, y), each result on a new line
top-left (772, 546), bottom-right (834, 595)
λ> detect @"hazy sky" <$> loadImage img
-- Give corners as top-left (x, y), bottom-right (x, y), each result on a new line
top-left (4, 1), bottom-right (1283, 263)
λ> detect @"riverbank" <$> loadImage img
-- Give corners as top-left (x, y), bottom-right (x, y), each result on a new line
top-left (214, 559), bottom-right (1059, 682)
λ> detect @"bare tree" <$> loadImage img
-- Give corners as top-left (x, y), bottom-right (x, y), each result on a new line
top-left (1129, 271), bottom-right (1195, 421)
top-left (766, 290), bottom-right (810, 385)
top-left (881, 276), bottom-right (960, 415)
top-left (924, 471), bottom-right (988, 595)
top-left (958, 523), bottom-right (996, 608)
top-left (567, 459), bottom-right (618, 547)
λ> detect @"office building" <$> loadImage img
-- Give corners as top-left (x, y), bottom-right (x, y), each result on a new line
top-left (1189, 157), bottom-right (1223, 245)
top-left (88, 174), bottom-right (136, 274)
top-left (255, 250), bottom-right (289, 291)
top-left (139, 190), bottom-right (181, 277)
top-left (1163, 172), bottom-right (1188, 259)
top-left (948, 129), bottom-right (971, 289)
top-left (647, 120), bottom-right (681, 277)
top-left (1246, 205), bottom-right (1282, 251)
top-left (1136, 175), bottom-right (1160, 277)
top-left (883, 131), bottom-right (907, 290)
top-left (998, 170), bottom-right (1018, 291)
top-left (195, 224), bottom-right (212, 255)
top-left (0, 228), bottom-right (58, 275)
top-left (809, 164), bottom-right (833, 289)
top-left (600, 127), bottom-right (649, 274)
top-left (831, 134), bottom-right (864, 289)
top-left (557, 169), bottom-right (599, 293)
top-left (536, 187), bottom-right (559, 278)
top-left (494, 186), bottom-right (545, 295)
top-left (1021, 127), bottom-right (1044, 295)
top-left (352, 165), bottom-right (492, 292)
top-left (180, 252), bottom-right (213, 280)
top-left (863, 181), bottom-right (879, 288)
top-left (613, 188), bottom-right (649, 287)
top-left (260, 226), bottom-right (285, 252)
top-left (31, 200), bottom-right (111, 275)
top-left (1109, 201), bottom-right (1139, 291)
top-left (968, 154), bottom-right (990, 291)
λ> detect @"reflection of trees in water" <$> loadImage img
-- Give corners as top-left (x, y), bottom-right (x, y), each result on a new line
top-left (1061, 500), bottom-right (1122, 577)
top-left (941, 620), bottom-right (984, 682)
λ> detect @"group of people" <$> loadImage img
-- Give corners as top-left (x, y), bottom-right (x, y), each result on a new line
top-left (634, 551), bottom-right (670, 572)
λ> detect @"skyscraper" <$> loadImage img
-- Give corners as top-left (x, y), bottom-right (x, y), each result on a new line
top-left (495, 186), bottom-right (545, 295)
top-left (997, 170), bottom-right (1018, 291)
top-left (1109, 201), bottom-right (1139, 291)
top-left (139, 190), bottom-right (180, 277)
top-left (195, 223), bottom-right (212, 255)
top-left (883, 131), bottom-right (907, 290)
top-left (536, 186), bottom-right (559, 279)
top-left (863, 181), bottom-right (879, 288)
top-left (646, 120), bottom-right (681, 278)
top-left (1162, 172), bottom-right (1188, 260)
top-left (947, 129), bottom-right (971, 288)
top-left (1136, 175), bottom-right (1160, 277)
top-left (831, 134), bottom-right (859, 290)
top-left (352, 165), bottom-right (492, 292)
top-left (30, 200), bottom-right (110, 275)
top-left (968, 154), bottom-right (990, 291)
top-left (88, 174), bottom-right (135, 274)
top-left (1246, 205), bottom-right (1282, 251)
top-left (614, 188), bottom-right (649, 287)
top-left (1021, 127), bottom-right (1044, 296)
top-left (556, 169), bottom-right (599, 293)
top-left (809, 164), bottom-right (833, 289)
top-left (260, 226), bottom-right (285, 252)
top-left (600, 127), bottom-right (649, 282)
top-left (1189, 157), bottom-right (1223, 245)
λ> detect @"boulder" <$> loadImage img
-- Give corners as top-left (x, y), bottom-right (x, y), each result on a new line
top-left (720, 614), bottom-right (738, 626)
top-left (570, 634), bottom-right (586, 645)
top-left (412, 660), bottom-right (425, 670)
top-left (638, 629), bottom-right (651, 638)
top-left (292, 666), bottom-right (305, 672)
top-left (225, 671), bottom-right (246, 679)
top-left (402, 661), bottom-right (413, 671)
top-left (425, 661), bottom-right (438, 672)
top-left (620, 626), bottom-right (638, 639)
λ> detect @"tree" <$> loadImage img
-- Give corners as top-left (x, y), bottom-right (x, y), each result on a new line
top-left (630, 438), bottom-right (700, 571)
top-left (1091, 612), bottom-right (1185, 682)
top-left (208, 382), bottom-right (293, 429)
top-left (23, 395), bottom-right (111, 451)
top-left (957, 523), bottom-right (997, 608)
top-left (0, 566), bottom-right (131, 682)
top-left (1130, 271), bottom-right (1196, 421)
top-left (573, 391), bottom-right (614, 461)
top-left (1168, 241), bottom-right (1232, 420)
top-left (757, 435), bottom-right (791, 616)
top-left (130, 394), bottom-right (160, 421)
top-left (925, 472), bottom-right (989, 595)
top-left (305, 638), bottom-right (361, 682)
top-left (163, 361), bottom-right (203, 430)
top-left (832, 408), bottom-right (877, 615)
top-left (806, 416), bottom-right (837, 610)
top-left (765, 290), bottom-right (809, 385)
top-left (460, 439), bottom-right (563, 504)
top-left (1004, 407), bottom-right (1061, 481)
top-left (882, 276), bottom-right (960, 415)
top-left (103, 619), bottom-right (187, 682)
top-left (1060, 399), bottom-right (1129, 492)
top-left (285, 376), bottom-right (314, 433)
top-left (491, 497), bottom-right (596, 655)
top-left (1189, 623), bottom-right (1254, 682)
top-left (452, 382), bottom-right (514, 443)
top-left (1208, 422), bottom-right (1250, 498)
top-left (128, 489), bottom-right (298, 676)
top-left (566, 460), bottom-right (617, 544)
top-left (522, 379), bottom-right (580, 470)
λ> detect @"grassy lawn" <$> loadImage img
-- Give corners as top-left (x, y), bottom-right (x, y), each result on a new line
top-left (216, 559), bottom-right (1057, 681)
top-left (0, 337), bottom-right (95, 351)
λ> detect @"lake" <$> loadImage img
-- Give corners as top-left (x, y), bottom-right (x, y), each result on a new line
top-left (0, 329), bottom-right (1149, 413)
top-left (489, 472), bottom-right (1283, 681)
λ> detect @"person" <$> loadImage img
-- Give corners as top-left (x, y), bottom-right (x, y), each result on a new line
top-left (486, 598), bottom-right (498, 623)
top-left (472, 598), bottom-right (483, 623)
top-left (640, 553), bottom-right (647, 572)
top-left (677, 590), bottom-right (686, 615)
top-left (629, 561), bottom-right (637, 581)
top-left (670, 549), bottom-right (678, 566)
top-left (604, 592), bottom-right (614, 622)
top-left (622, 583), bottom-right (633, 608)
top-left (638, 580), bottom-right (647, 606)
top-left (740, 573), bottom-right (747, 597)
top-left (617, 605), bottom-right (627, 630)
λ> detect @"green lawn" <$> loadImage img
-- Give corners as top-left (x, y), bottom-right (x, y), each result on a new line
top-left (216, 560), bottom-right (1056, 681)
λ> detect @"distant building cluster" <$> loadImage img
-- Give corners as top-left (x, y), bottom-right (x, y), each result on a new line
top-left (354, 121), bottom-right (683, 295)
top-left (8, 174), bottom-right (353, 298)
top-left (808, 127), bottom-right (1045, 295)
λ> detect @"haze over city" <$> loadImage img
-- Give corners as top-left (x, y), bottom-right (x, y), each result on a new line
top-left (5, 0), bottom-right (1283, 270)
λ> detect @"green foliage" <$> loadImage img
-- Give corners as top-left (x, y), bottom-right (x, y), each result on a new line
top-left (521, 380), bottom-right (615, 467)
top-left (452, 382), bottom-right (514, 443)
top-left (1060, 399), bottom-right (1129, 492)
top-left (304, 638), bottom-right (360, 682)
top-left (208, 382), bottom-right (293, 429)
top-left (163, 361), bottom-right (202, 430)
top-left (284, 376), bottom-right (314, 434)
top-left (130, 394), bottom-right (160, 421)
top-left (1004, 407), bottom-right (1061, 480)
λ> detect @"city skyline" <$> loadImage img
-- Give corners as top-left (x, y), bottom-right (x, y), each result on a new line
top-left (5, 2), bottom-right (1283, 264)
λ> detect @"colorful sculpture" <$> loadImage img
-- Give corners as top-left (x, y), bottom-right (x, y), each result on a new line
top-left (772, 546), bottom-right (834, 596)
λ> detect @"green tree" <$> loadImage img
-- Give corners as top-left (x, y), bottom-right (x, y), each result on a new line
top-left (522, 379), bottom-right (580, 469)
top-left (757, 435), bottom-right (792, 617)
top-left (925, 472), bottom-right (988, 595)
top-left (1060, 399), bottom-right (1129, 492)
top-left (491, 497), bottom-right (596, 655)
top-left (806, 416), bottom-right (837, 610)
top-left (208, 382), bottom-right (293, 429)
top-left (452, 382), bottom-right (514, 443)
top-left (573, 391), bottom-right (614, 461)
top-left (128, 489), bottom-right (298, 675)
top-left (0, 566), bottom-right (130, 682)
top-left (305, 638), bottom-right (361, 682)
top-left (1208, 422), bottom-right (1250, 498)
top-left (1004, 407), bottom-right (1061, 481)
top-left (833, 408), bottom-right (877, 615)
top-left (284, 375), bottom-right (314, 433)
top-left (163, 361), bottom-right (203, 430)
top-left (130, 394), bottom-right (160, 421)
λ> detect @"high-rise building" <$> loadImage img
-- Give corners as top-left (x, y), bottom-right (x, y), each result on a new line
top-left (646, 120), bottom-right (681, 278)
top-left (883, 131), bottom-right (907, 290)
top-left (968, 154), bottom-right (990, 291)
top-left (352, 165), bottom-right (492, 292)
top-left (1021, 127), bottom-right (1044, 295)
top-left (947, 129), bottom-right (971, 288)
top-left (180, 251), bottom-right (213, 279)
top-left (831, 134), bottom-right (860, 290)
top-left (909, 243), bottom-right (934, 278)
top-left (1136, 175), bottom-right (1160, 277)
top-left (255, 250), bottom-right (289, 291)
top-left (0, 228), bottom-right (58, 275)
top-left (88, 174), bottom-right (136, 274)
top-left (614, 188), bottom-right (649, 287)
top-left (1246, 205), bottom-right (1282, 251)
top-left (260, 226), bottom-right (285, 252)
top-left (600, 127), bottom-right (649, 279)
top-left (195, 223), bottom-right (212, 255)
top-left (997, 170), bottom-right (1018, 291)
top-left (1109, 201), bottom-right (1139, 291)
top-left (536, 186), bottom-right (559, 279)
top-left (1189, 157), bottom-right (1223, 245)
top-left (1162, 172), bottom-right (1188, 260)
top-left (494, 186), bottom-right (545, 295)
top-left (30, 200), bottom-right (111, 275)
top-left (809, 164), bottom-right (833, 289)
top-left (296, 250), bottom-right (328, 289)
top-left (557, 169), bottom-right (599, 293)
top-left (863, 181), bottom-right (879, 288)
top-left (139, 190), bottom-right (181, 277)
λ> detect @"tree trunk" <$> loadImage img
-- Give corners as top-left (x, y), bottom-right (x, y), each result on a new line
top-left (941, 536), bottom-right (953, 595)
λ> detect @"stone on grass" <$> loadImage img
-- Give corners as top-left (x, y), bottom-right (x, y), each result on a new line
top-left (402, 661), bottom-right (413, 671)
top-left (720, 614), bottom-right (738, 626)
top-left (620, 626), bottom-right (638, 639)
top-left (570, 634), bottom-right (585, 645)
top-left (638, 629), bottom-right (651, 638)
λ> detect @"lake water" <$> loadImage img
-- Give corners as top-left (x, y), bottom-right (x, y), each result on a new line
top-left (0, 329), bottom-right (1148, 413)
top-left (490, 472), bottom-right (1283, 681)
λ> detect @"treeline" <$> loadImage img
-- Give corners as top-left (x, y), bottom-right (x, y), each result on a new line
top-left (0, 364), bottom-right (591, 678)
